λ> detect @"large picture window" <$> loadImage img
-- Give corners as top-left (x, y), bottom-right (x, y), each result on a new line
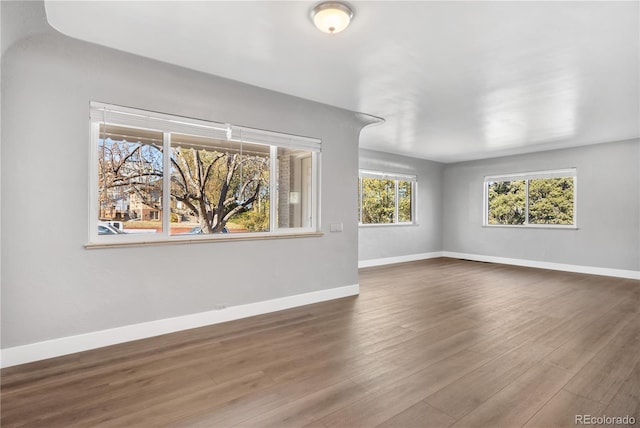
top-left (484, 169), bottom-right (576, 227)
top-left (91, 102), bottom-right (320, 244)
top-left (358, 170), bottom-right (416, 225)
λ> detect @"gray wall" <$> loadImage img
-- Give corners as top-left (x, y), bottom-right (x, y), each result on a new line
top-left (1, 13), bottom-right (366, 348)
top-left (358, 149), bottom-right (444, 262)
top-left (2, 2), bottom-right (638, 355)
top-left (443, 139), bottom-right (640, 271)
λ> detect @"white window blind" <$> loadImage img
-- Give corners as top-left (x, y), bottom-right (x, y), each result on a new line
top-left (485, 168), bottom-right (576, 183)
top-left (231, 127), bottom-right (321, 152)
top-left (90, 102), bottom-right (321, 152)
top-left (359, 170), bottom-right (417, 182)
top-left (90, 102), bottom-right (229, 141)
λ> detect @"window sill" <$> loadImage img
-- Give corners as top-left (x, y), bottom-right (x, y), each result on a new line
top-left (85, 231), bottom-right (324, 249)
top-left (359, 223), bottom-right (418, 228)
top-left (482, 224), bottom-right (578, 230)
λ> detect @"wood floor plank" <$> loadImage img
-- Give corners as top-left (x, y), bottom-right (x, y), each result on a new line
top-left (523, 389), bottom-right (606, 428)
top-left (601, 360), bottom-right (640, 425)
top-left (542, 307), bottom-right (636, 373)
top-left (162, 370), bottom-right (354, 427)
top-left (234, 379), bottom-right (366, 427)
top-left (563, 313), bottom-right (640, 405)
top-left (2, 258), bottom-right (638, 428)
top-left (317, 348), bottom-right (495, 427)
top-left (450, 362), bottom-right (576, 427)
top-left (375, 400), bottom-right (456, 428)
top-left (424, 342), bottom-right (555, 419)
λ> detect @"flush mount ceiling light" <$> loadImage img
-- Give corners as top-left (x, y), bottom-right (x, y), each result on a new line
top-left (311, 2), bottom-right (354, 34)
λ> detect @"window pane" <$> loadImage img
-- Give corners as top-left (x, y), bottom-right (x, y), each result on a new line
top-left (98, 124), bottom-right (163, 235)
top-left (170, 133), bottom-right (270, 235)
top-left (487, 180), bottom-right (526, 225)
top-left (277, 147), bottom-right (313, 229)
top-left (528, 177), bottom-right (574, 225)
top-left (398, 180), bottom-right (412, 223)
top-left (361, 177), bottom-right (396, 224)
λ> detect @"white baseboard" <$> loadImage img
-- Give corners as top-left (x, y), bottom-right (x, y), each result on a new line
top-left (0, 284), bottom-right (359, 369)
top-left (442, 252), bottom-right (640, 280)
top-left (358, 252), bottom-right (443, 268)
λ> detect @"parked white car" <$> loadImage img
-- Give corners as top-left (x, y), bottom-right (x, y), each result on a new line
top-left (98, 223), bottom-right (126, 235)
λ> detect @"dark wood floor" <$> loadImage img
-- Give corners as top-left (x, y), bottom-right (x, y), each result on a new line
top-left (2, 258), bottom-right (639, 427)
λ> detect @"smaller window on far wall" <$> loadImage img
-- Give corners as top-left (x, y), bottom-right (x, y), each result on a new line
top-left (484, 169), bottom-right (576, 227)
top-left (359, 170), bottom-right (416, 225)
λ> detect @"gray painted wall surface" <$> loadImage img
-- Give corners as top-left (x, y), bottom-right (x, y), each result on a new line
top-left (2, 2), bottom-right (638, 354)
top-left (358, 149), bottom-right (444, 262)
top-left (1, 25), bottom-right (365, 348)
top-left (443, 139), bottom-right (640, 271)
top-left (1, 1), bottom-right (50, 56)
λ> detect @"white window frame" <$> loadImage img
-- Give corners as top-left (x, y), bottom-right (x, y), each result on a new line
top-left (483, 168), bottom-right (577, 229)
top-left (88, 102), bottom-right (322, 247)
top-left (358, 170), bottom-right (417, 226)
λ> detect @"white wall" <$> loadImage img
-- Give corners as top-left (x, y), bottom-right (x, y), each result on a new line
top-left (442, 139), bottom-right (640, 272)
top-left (358, 149), bottom-right (444, 265)
top-left (1, 4), bottom-right (367, 352)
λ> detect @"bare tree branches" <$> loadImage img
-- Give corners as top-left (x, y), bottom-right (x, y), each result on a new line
top-left (99, 135), bottom-right (269, 232)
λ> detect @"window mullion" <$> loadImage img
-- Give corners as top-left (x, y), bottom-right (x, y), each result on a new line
top-left (573, 177), bottom-right (578, 227)
top-left (483, 181), bottom-right (488, 226)
top-left (394, 180), bottom-right (399, 224)
top-left (162, 132), bottom-right (171, 237)
top-left (312, 152), bottom-right (320, 231)
top-left (412, 181), bottom-right (417, 223)
top-left (90, 123), bottom-right (100, 241)
top-left (524, 179), bottom-right (530, 225)
top-left (270, 146), bottom-right (277, 232)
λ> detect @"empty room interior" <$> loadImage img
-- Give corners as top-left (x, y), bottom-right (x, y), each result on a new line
top-left (1, 1), bottom-right (639, 427)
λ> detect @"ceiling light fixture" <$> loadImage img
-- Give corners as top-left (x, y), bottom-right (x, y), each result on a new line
top-left (311, 2), bottom-right (354, 35)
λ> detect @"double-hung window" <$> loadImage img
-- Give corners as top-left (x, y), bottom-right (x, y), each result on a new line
top-left (90, 102), bottom-right (320, 245)
top-left (484, 168), bottom-right (577, 227)
top-left (358, 170), bottom-right (416, 225)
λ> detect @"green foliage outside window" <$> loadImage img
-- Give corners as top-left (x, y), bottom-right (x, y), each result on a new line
top-left (487, 180), bottom-right (526, 225)
top-left (359, 175), bottom-right (414, 224)
top-left (236, 200), bottom-right (270, 232)
top-left (361, 177), bottom-right (395, 224)
top-left (398, 180), bottom-right (412, 223)
top-left (487, 176), bottom-right (575, 226)
top-left (528, 178), bottom-right (574, 224)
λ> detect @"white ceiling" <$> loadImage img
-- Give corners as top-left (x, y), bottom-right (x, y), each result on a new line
top-left (44, 1), bottom-right (639, 163)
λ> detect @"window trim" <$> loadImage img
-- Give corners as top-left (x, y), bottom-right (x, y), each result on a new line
top-left (358, 169), bottom-right (417, 226)
top-left (88, 102), bottom-right (322, 246)
top-left (483, 168), bottom-right (578, 229)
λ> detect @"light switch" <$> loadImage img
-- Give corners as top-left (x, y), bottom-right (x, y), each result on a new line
top-left (330, 222), bottom-right (343, 232)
